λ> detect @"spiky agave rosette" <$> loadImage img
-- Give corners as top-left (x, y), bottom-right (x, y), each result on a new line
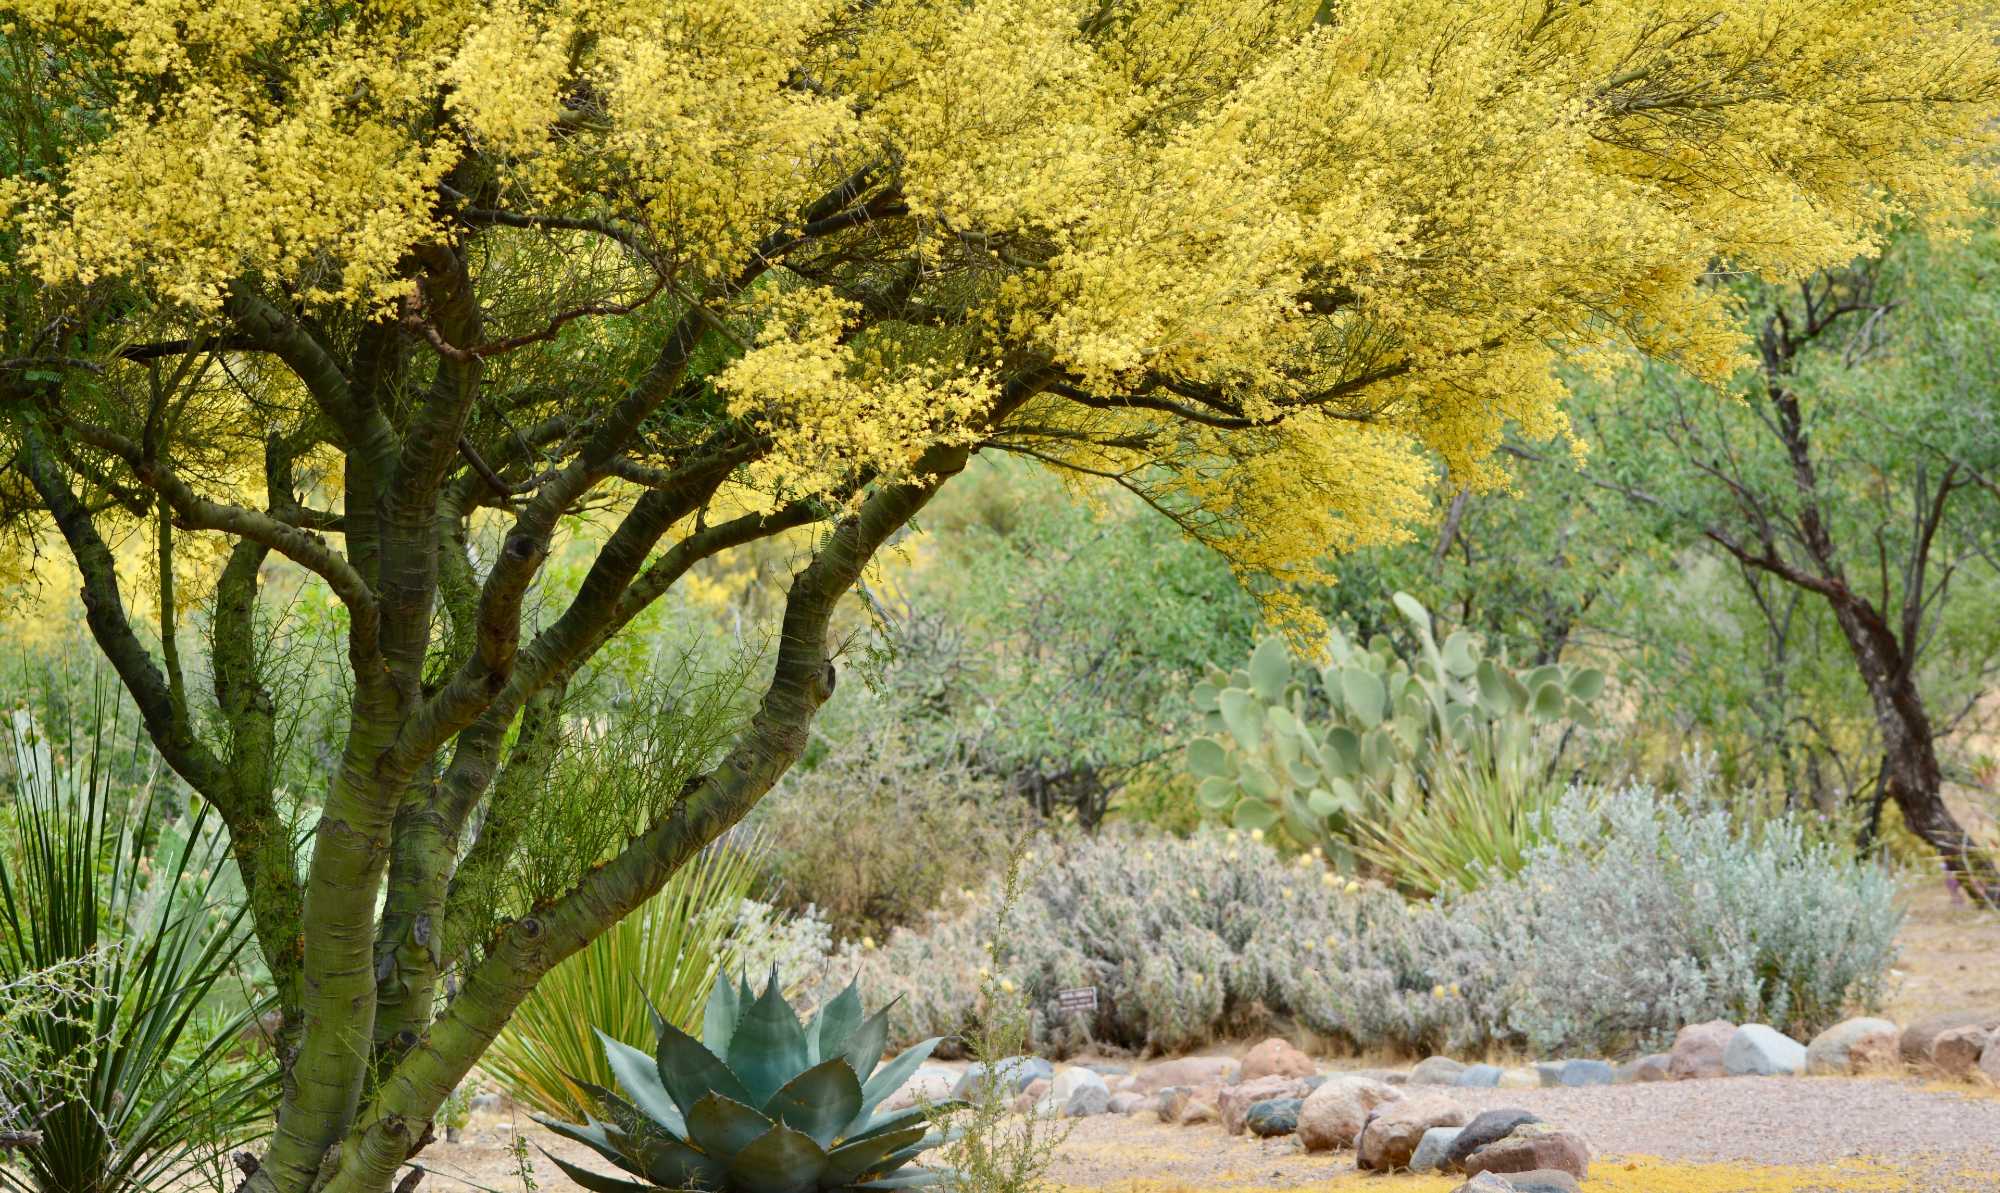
top-left (537, 970), bottom-right (961, 1192)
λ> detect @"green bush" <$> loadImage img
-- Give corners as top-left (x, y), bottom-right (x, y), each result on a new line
top-left (748, 720), bottom-right (1031, 942)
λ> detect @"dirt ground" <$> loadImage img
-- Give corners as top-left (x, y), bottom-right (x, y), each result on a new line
top-left (400, 878), bottom-right (2000, 1193)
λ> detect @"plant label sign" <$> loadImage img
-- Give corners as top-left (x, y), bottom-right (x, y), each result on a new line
top-left (1057, 986), bottom-right (1098, 1014)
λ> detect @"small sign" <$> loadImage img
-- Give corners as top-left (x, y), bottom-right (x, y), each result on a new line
top-left (1057, 986), bottom-right (1098, 1014)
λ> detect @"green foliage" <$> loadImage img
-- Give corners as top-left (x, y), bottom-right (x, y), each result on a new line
top-left (484, 843), bottom-right (766, 1123)
top-left (750, 718), bottom-right (1032, 942)
top-left (0, 708), bottom-right (273, 1193)
top-left (542, 972), bottom-right (959, 1193)
top-left (1187, 591), bottom-right (1603, 890)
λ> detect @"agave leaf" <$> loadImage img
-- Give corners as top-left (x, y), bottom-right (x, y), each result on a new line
top-left (820, 1124), bottom-right (926, 1187)
top-left (853, 1168), bottom-right (952, 1190)
top-left (532, 1113), bottom-right (634, 1174)
top-left (597, 1030), bottom-right (687, 1137)
top-left (843, 1104), bottom-right (934, 1143)
top-left (628, 1132), bottom-right (731, 1189)
top-left (856, 1037), bottom-right (941, 1122)
top-left (727, 1123), bottom-right (827, 1193)
top-left (654, 1018), bottom-right (754, 1118)
top-left (804, 1005), bottom-right (826, 1065)
top-left (703, 970), bottom-right (744, 1056)
top-left (873, 1127), bottom-right (959, 1174)
top-left (815, 979), bottom-right (865, 1064)
top-left (838, 1003), bottom-right (892, 1084)
top-left (729, 971), bottom-right (814, 1107)
top-left (763, 1057), bottom-right (866, 1146)
top-left (686, 1091), bottom-right (778, 1158)
top-left (538, 1148), bottom-right (659, 1193)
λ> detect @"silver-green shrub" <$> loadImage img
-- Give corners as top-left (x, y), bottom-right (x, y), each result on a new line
top-left (824, 780), bottom-right (1900, 1058)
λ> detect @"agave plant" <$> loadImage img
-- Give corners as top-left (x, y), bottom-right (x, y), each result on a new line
top-left (541, 971), bottom-right (959, 1193)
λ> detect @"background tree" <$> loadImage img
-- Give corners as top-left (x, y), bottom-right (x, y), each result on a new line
top-left (1572, 231), bottom-right (2000, 897)
top-left (2, 3), bottom-right (1997, 1191)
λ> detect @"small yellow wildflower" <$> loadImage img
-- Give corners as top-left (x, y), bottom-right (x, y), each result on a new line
top-left (1431, 984), bottom-right (1447, 999)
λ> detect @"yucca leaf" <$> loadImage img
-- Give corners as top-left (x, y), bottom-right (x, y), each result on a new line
top-left (598, 1029), bottom-right (688, 1136)
top-left (728, 971), bottom-right (812, 1107)
top-left (686, 1092), bottom-right (778, 1158)
top-left (856, 1037), bottom-right (941, 1123)
top-left (814, 978), bottom-right (864, 1063)
top-left (654, 1018), bottom-right (755, 1117)
top-left (538, 1148), bottom-right (660, 1193)
top-left (764, 1057), bottom-right (864, 1147)
top-left (703, 968), bottom-right (744, 1056)
top-left (820, 1125), bottom-right (926, 1187)
top-left (727, 1123), bottom-right (827, 1193)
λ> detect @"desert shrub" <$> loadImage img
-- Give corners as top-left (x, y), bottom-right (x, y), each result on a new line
top-left (831, 778), bottom-right (1900, 1059)
top-left (1471, 778), bottom-right (1903, 1051)
top-left (748, 720), bottom-right (1032, 941)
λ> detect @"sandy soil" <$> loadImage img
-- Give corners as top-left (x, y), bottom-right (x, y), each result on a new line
top-left (1879, 880), bottom-right (2000, 1025)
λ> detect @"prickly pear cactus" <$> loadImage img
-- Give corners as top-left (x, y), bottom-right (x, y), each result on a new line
top-left (1185, 592), bottom-right (1604, 867)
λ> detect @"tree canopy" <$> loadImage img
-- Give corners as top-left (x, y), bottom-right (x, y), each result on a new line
top-left (3, 3), bottom-right (1998, 1191)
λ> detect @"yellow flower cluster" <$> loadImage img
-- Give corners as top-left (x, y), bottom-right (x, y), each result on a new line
top-left (6, 0), bottom-right (1995, 594)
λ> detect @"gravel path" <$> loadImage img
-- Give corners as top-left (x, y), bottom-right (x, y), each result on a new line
top-left (1451, 1076), bottom-right (2000, 1168)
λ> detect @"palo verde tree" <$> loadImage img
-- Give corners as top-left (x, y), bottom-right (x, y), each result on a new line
top-left (2, 3), bottom-right (1997, 1191)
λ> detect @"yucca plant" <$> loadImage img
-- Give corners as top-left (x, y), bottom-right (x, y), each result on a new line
top-left (540, 972), bottom-right (959, 1193)
top-left (0, 705), bottom-right (273, 1193)
top-left (1346, 751), bottom-right (1576, 897)
top-left (485, 841), bottom-right (765, 1121)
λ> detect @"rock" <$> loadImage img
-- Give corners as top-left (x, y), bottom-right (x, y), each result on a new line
top-left (1108, 1092), bottom-right (1147, 1115)
top-left (1355, 1093), bottom-right (1470, 1171)
top-left (1081, 1063), bottom-right (1129, 1076)
top-left (1010, 1091), bottom-right (1037, 1115)
top-left (1134, 1055), bottom-right (1240, 1093)
top-left (1497, 1067), bottom-right (1541, 1089)
top-left (1805, 1018), bottom-right (1901, 1076)
top-left (1154, 1085), bottom-right (1214, 1123)
top-left (1020, 1078), bottom-right (1051, 1103)
top-left (1352, 1067), bottom-right (1410, 1086)
top-left (882, 1065), bottom-right (958, 1111)
top-left (1301, 1074), bottom-right (1328, 1092)
top-left (1500, 1170), bottom-right (1584, 1193)
top-left (1410, 1127), bottom-right (1463, 1173)
top-left (1410, 1056), bottom-right (1470, 1086)
top-left (1901, 1010), bottom-right (2000, 1066)
top-left (1668, 1019), bottom-right (1736, 1080)
top-left (1220, 1075), bottom-right (1310, 1135)
top-left (1533, 1063), bottom-right (1564, 1088)
top-left (1241, 1038), bottom-right (1317, 1082)
top-left (1451, 1176), bottom-right (1517, 1193)
top-left (1724, 1024), bottom-right (1808, 1077)
top-left (1445, 1109), bottom-right (1542, 1171)
top-left (468, 1091), bottom-right (504, 1113)
top-left (1932, 1026), bottom-right (1991, 1080)
top-left (1456, 1064), bottom-right (1502, 1088)
top-left (1556, 1059), bottom-right (1614, 1087)
top-left (1245, 1098), bottom-right (1303, 1137)
top-left (1179, 1090), bottom-right (1220, 1126)
top-left (1039, 1069), bottom-right (1112, 1118)
top-left (953, 1056), bottom-right (1054, 1100)
top-left (1462, 1123), bottom-right (1591, 1181)
top-left (1982, 1033), bottom-right (2000, 1085)
top-left (1296, 1075), bottom-right (1404, 1153)
top-left (1632, 1054), bottom-right (1672, 1083)
top-left (1612, 1059), bottom-right (1641, 1084)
